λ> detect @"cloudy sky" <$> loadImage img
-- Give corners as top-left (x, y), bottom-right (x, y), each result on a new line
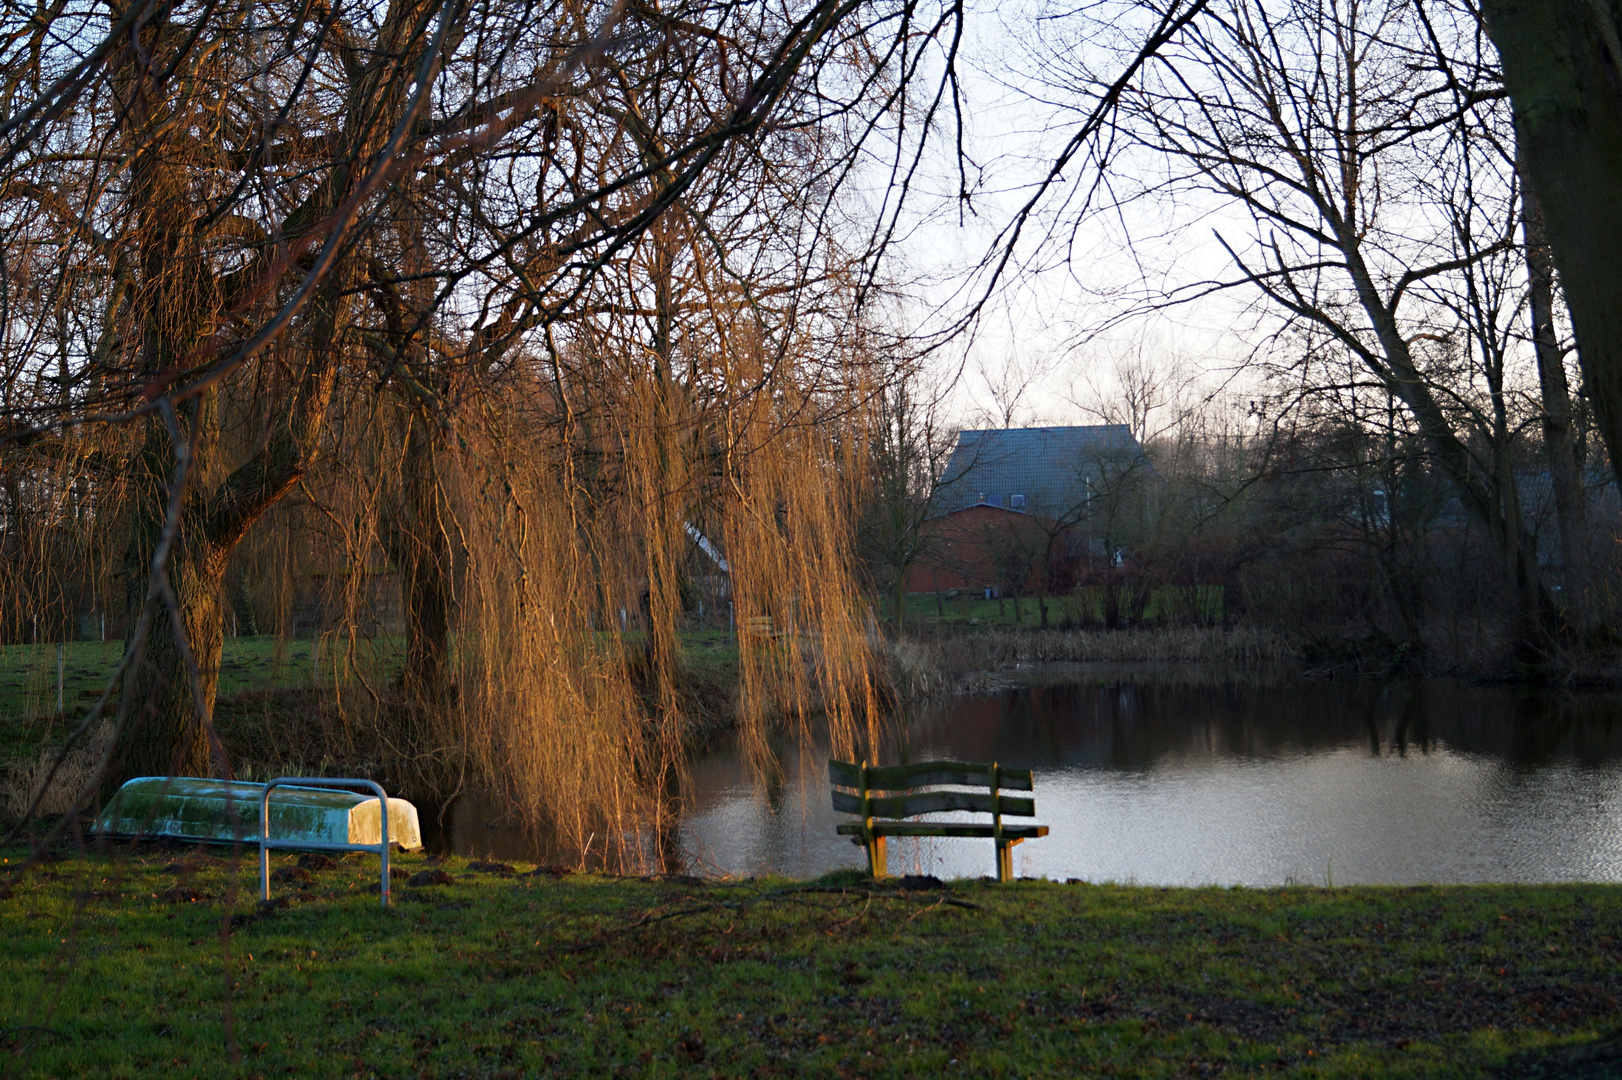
top-left (871, 0), bottom-right (1268, 435)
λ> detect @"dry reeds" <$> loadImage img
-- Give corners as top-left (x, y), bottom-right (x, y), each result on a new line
top-left (1, 727), bottom-right (109, 820)
top-left (891, 626), bottom-right (1303, 695)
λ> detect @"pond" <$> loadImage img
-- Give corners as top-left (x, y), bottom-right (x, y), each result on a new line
top-left (427, 663), bottom-right (1622, 885)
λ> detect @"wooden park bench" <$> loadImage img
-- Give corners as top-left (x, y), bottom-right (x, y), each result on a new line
top-left (829, 759), bottom-right (1049, 882)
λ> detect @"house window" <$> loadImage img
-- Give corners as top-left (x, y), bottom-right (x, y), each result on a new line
top-left (1011, 493), bottom-right (1027, 510)
top-left (986, 494), bottom-right (1002, 508)
top-left (1370, 488), bottom-right (1390, 528)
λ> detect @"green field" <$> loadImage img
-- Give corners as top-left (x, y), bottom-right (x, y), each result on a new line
top-left (0, 629), bottom-right (755, 758)
top-left (0, 637), bottom-right (410, 760)
top-left (0, 627), bottom-right (758, 714)
top-left (0, 847), bottom-right (1616, 1077)
top-left (0, 637), bottom-right (381, 714)
top-left (0, 595), bottom-right (1217, 740)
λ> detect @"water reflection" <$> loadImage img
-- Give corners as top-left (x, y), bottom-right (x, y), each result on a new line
top-left (428, 663), bottom-right (1622, 885)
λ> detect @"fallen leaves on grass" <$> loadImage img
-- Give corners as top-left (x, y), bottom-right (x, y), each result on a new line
top-left (466, 861), bottom-right (516, 874)
top-left (157, 887), bottom-right (210, 904)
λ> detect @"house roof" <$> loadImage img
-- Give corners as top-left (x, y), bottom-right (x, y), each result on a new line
top-left (932, 425), bottom-right (1147, 517)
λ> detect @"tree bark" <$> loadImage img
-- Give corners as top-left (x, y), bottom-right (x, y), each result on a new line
top-left (101, 0), bottom-right (408, 783)
top-left (382, 188), bottom-right (457, 706)
top-left (111, 9), bottom-right (228, 779)
top-left (1521, 175), bottom-right (1592, 623)
top-left (397, 409), bottom-right (455, 702)
top-left (114, 307), bottom-right (343, 784)
top-left (119, 416), bottom-right (227, 781)
top-left (1480, 0), bottom-right (1622, 494)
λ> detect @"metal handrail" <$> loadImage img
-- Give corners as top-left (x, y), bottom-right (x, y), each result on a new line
top-left (259, 777), bottom-right (392, 909)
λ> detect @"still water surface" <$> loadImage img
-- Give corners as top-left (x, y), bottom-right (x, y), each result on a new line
top-left (432, 664), bottom-right (1622, 884)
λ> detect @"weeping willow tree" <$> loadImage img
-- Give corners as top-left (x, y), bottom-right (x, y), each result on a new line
top-left (435, 313), bottom-right (889, 867)
top-left (277, 5), bottom-right (911, 862)
top-left (0, 0), bottom-right (966, 860)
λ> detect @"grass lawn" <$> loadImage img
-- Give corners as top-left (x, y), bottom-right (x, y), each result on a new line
top-left (0, 637), bottom-right (393, 725)
top-left (0, 630), bottom-right (746, 763)
top-left (0, 637), bottom-right (407, 773)
top-left (2, 846), bottom-right (1617, 1077)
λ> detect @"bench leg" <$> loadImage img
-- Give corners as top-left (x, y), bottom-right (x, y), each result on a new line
top-left (996, 837), bottom-right (1027, 882)
top-left (866, 834), bottom-right (888, 879)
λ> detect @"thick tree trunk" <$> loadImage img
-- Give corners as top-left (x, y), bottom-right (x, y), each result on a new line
top-left (401, 551), bottom-right (454, 701)
top-left (99, 0), bottom-right (407, 786)
top-left (120, 564), bottom-right (227, 779)
top-left (117, 418), bottom-right (228, 781)
top-left (110, 20), bottom-right (230, 781)
top-left (1493, 432), bottom-right (1545, 647)
top-left (398, 412), bottom-right (454, 702)
top-left (1342, 243), bottom-right (1558, 642)
top-left (1521, 177), bottom-right (1592, 622)
top-left (114, 364), bottom-right (340, 783)
top-left (1481, 0), bottom-right (1622, 494)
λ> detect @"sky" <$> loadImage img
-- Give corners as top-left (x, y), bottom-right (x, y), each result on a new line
top-left (879, 0), bottom-right (1551, 456)
top-left (877, 0), bottom-right (1279, 436)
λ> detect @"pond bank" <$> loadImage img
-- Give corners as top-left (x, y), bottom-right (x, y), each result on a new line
top-left (2, 845), bottom-right (1618, 1078)
top-left (890, 624), bottom-right (1622, 693)
top-left (0, 628), bottom-right (1285, 820)
top-left (887, 625), bottom-right (1301, 696)
top-left (7, 624), bottom-right (1620, 836)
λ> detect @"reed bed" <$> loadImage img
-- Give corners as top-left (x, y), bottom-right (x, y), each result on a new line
top-left (889, 625), bottom-right (1302, 696)
top-left (0, 735), bottom-right (102, 819)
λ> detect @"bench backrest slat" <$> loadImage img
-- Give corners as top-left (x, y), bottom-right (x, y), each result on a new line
top-left (827, 759), bottom-right (1033, 792)
top-left (830, 788), bottom-right (1036, 819)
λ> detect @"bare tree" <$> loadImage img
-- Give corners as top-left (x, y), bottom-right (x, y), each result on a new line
top-left (860, 352), bottom-right (958, 631)
top-left (1479, 0), bottom-right (1622, 496)
top-left (1031, 0), bottom-right (1561, 645)
top-left (1520, 173), bottom-right (1592, 622)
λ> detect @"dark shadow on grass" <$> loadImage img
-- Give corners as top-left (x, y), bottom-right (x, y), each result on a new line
top-left (1503, 1030), bottom-right (1622, 1080)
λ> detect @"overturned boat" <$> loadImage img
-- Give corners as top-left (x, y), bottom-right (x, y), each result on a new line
top-left (96, 777), bottom-right (423, 850)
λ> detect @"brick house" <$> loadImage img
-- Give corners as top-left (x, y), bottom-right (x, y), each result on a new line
top-left (904, 425), bottom-right (1151, 595)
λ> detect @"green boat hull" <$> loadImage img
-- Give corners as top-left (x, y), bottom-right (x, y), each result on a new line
top-left (95, 778), bottom-right (423, 850)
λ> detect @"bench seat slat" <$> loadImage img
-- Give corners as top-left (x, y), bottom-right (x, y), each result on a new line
top-left (830, 789), bottom-right (1036, 818)
top-left (836, 822), bottom-right (1050, 840)
top-left (828, 759), bottom-right (1033, 792)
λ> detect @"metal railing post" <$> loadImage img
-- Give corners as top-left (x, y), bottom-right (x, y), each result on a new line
top-left (259, 777), bottom-right (393, 909)
top-left (259, 785), bottom-right (272, 902)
